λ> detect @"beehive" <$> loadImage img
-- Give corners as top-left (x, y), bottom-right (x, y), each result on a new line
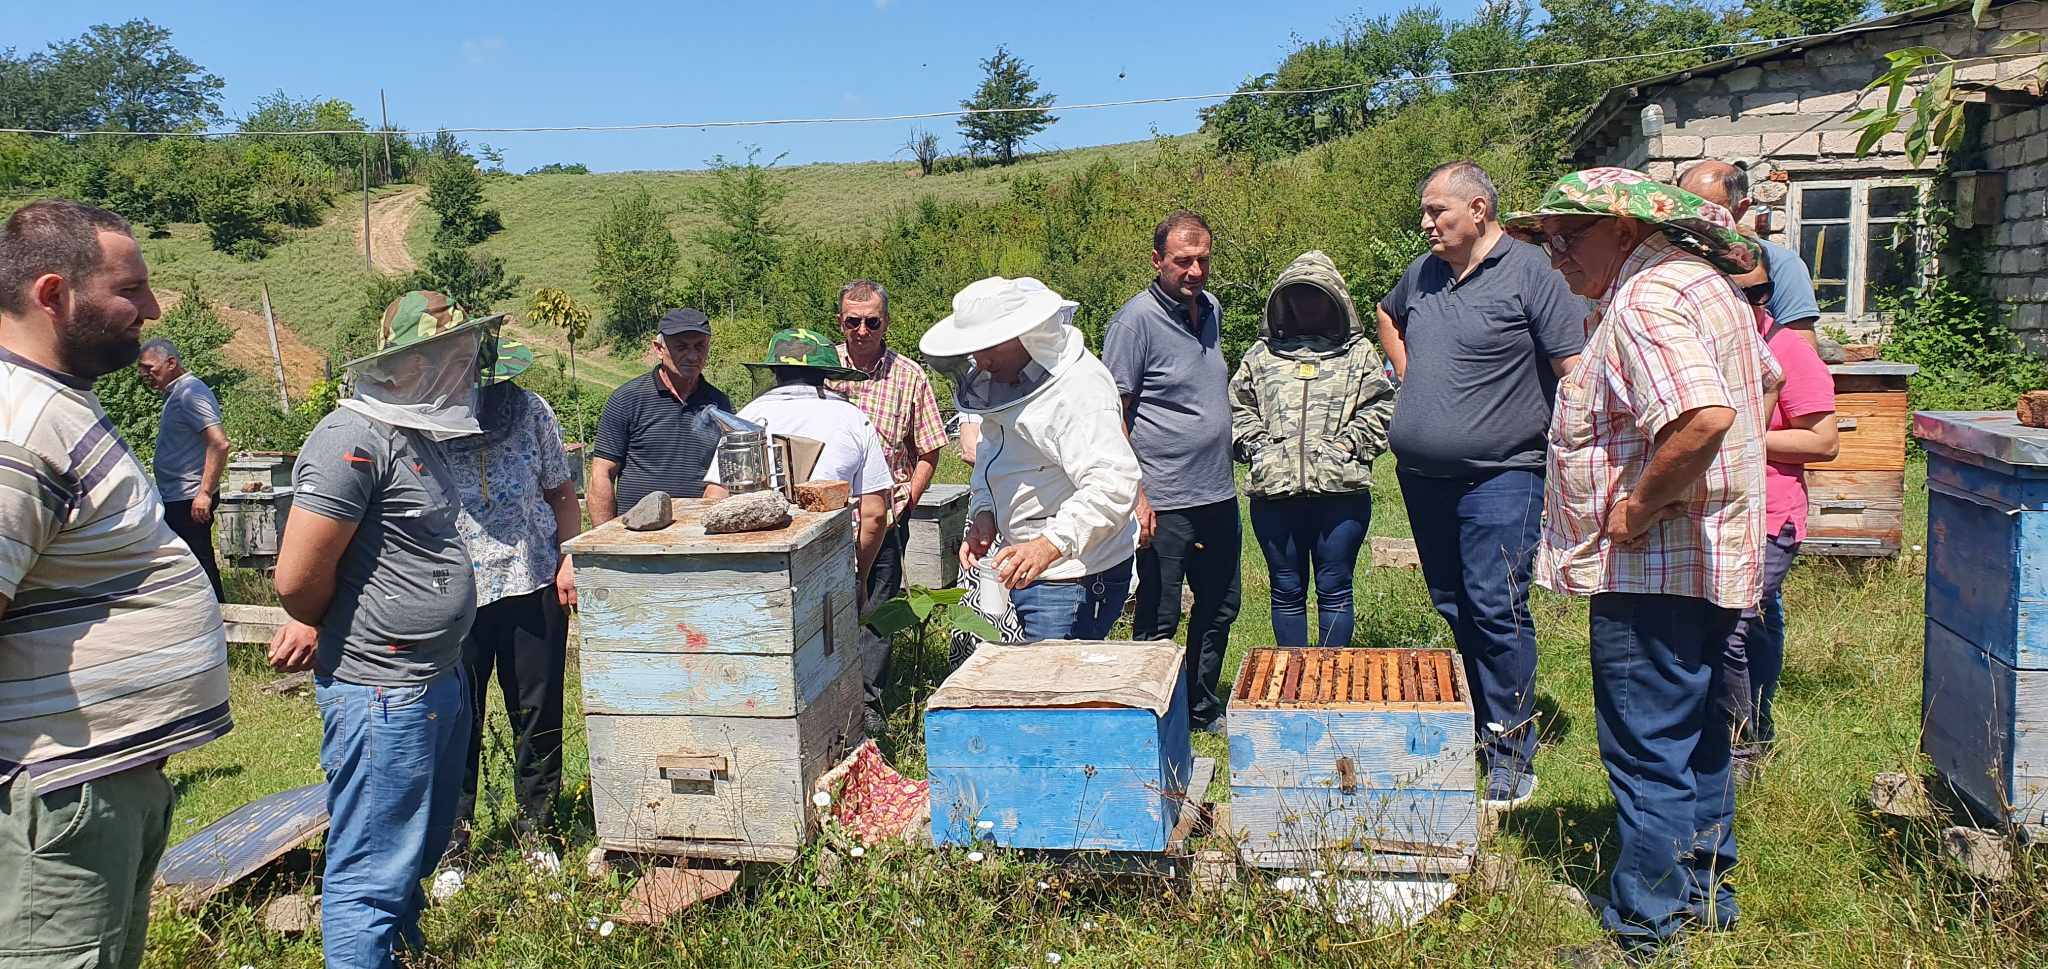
top-left (1227, 648), bottom-right (1479, 864)
top-left (1915, 412), bottom-right (2048, 838)
top-left (224, 451), bottom-right (296, 492)
top-left (926, 639), bottom-right (1192, 852)
top-left (565, 500), bottom-right (868, 862)
top-left (905, 483), bottom-right (970, 589)
top-left (1803, 362), bottom-right (1917, 557)
top-left (216, 488), bottom-right (292, 569)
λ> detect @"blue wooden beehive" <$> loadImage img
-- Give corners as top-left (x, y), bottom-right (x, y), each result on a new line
top-left (1227, 647), bottom-right (1479, 865)
top-left (926, 639), bottom-right (1192, 852)
top-left (1916, 412), bottom-right (2048, 838)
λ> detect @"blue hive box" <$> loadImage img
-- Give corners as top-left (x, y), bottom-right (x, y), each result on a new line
top-left (926, 640), bottom-right (1192, 852)
top-left (1915, 412), bottom-right (2048, 838)
top-left (1226, 647), bottom-right (1480, 865)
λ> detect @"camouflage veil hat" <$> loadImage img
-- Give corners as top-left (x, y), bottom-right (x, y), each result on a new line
top-left (743, 326), bottom-right (870, 382)
top-left (374, 289), bottom-right (531, 384)
top-left (1502, 168), bottom-right (1762, 276)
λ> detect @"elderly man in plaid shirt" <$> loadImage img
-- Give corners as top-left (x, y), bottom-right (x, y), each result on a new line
top-left (829, 279), bottom-right (949, 722)
top-left (1506, 168), bottom-right (1781, 958)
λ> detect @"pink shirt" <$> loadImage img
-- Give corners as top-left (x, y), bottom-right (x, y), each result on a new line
top-left (1758, 315), bottom-right (1836, 542)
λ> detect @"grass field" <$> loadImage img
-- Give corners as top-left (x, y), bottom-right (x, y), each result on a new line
top-left (145, 455), bottom-right (2048, 968)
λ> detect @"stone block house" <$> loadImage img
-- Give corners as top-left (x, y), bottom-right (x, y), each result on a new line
top-left (1567, 0), bottom-right (2048, 346)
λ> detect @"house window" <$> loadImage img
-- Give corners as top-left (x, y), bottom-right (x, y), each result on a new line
top-left (1787, 179), bottom-right (1927, 321)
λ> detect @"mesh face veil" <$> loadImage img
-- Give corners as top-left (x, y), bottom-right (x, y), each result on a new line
top-left (337, 321), bottom-right (491, 440)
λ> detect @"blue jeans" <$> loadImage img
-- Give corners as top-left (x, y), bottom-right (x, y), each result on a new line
top-left (1248, 492), bottom-right (1371, 647)
top-left (1590, 593), bottom-right (1742, 952)
top-left (1009, 557), bottom-right (1134, 642)
top-left (317, 665), bottom-right (471, 969)
top-left (1397, 468), bottom-right (1544, 774)
top-left (1719, 522), bottom-right (1800, 753)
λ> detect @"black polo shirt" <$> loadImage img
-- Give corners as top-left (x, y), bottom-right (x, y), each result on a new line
top-left (592, 367), bottom-right (734, 508)
top-left (1379, 235), bottom-right (1587, 477)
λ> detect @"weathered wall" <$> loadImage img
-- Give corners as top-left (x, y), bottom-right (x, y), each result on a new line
top-left (1981, 101), bottom-right (2048, 350)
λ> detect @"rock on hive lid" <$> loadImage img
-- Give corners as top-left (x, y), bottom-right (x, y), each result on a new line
top-left (927, 640), bottom-right (1186, 717)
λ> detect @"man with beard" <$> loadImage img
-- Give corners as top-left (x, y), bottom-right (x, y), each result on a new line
top-left (0, 200), bottom-right (233, 969)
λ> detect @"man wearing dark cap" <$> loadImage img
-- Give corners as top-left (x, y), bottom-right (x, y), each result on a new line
top-left (588, 308), bottom-right (734, 525)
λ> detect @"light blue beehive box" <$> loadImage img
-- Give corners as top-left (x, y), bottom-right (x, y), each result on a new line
top-left (1916, 412), bottom-right (2048, 839)
top-left (926, 639), bottom-right (1192, 852)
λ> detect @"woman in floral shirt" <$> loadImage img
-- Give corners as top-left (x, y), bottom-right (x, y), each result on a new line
top-left (440, 329), bottom-right (581, 855)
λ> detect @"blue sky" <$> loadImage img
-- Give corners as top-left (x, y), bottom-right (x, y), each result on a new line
top-left (11, 1), bottom-right (1471, 172)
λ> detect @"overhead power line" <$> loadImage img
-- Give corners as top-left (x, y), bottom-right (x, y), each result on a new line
top-left (0, 15), bottom-right (2004, 140)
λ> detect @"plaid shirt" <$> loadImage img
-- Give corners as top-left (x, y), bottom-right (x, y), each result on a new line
top-left (1536, 235), bottom-right (1783, 610)
top-left (831, 345), bottom-right (948, 518)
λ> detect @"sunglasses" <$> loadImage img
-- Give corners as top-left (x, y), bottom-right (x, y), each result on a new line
top-left (1542, 222), bottom-right (1599, 261)
top-left (840, 316), bottom-right (885, 332)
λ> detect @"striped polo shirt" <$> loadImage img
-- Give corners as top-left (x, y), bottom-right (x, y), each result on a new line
top-left (0, 345), bottom-right (232, 793)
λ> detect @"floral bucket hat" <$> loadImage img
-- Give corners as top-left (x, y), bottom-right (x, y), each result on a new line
top-left (1503, 167), bottom-right (1761, 276)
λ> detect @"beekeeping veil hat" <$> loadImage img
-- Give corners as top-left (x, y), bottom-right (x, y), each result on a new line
top-left (337, 290), bottom-right (506, 440)
top-left (920, 277), bottom-right (1080, 411)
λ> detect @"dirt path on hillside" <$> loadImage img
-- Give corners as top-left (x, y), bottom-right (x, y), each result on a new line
top-left (157, 292), bottom-right (327, 399)
top-left (357, 186), bottom-right (425, 276)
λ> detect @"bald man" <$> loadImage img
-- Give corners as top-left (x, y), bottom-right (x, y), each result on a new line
top-left (1677, 161), bottom-right (1822, 351)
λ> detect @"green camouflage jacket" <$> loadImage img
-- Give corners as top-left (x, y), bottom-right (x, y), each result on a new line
top-left (1228, 251), bottom-right (1396, 499)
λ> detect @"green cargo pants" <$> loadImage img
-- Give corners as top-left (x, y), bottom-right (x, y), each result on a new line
top-left (0, 762), bottom-right (174, 969)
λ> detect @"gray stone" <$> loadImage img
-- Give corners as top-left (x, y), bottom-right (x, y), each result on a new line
top-left (1723, 66), bottom-right (1765, 92)
top-left (1817, 332), bottom-right (1847, 364)
top-left (1771, 134), bottom-right (1822, 158)
top-left (1801, 90), bottom-right (1860, 115)
top-left (1688, 95), bottom-right (1733, 119)
top-left (263, 894), bottom-right (320, 935)
top-left (1655, 134), bottom-right (1705, 159)
top-left (1994, 115), bottom-right (2022, 144)
top-left (1807, 45), bottom-right (1859, 68)
top-left (1869, 772), bottom-right (1935, 819)
top-left (702, 490), bottom-right (793, 534)
top-left (2028, 133), bottom-right (2048, 164)
top-left (1938, 826), bottom-right (2013, 881)
top-left (1742, 93), bottom-right (1799, 116)
top-left (621, 491), bottom-right (674, 532)
top-left (1705, 134), bottom-right (1762, 157)
top-left (1647, 160), bottom-right (1676, 180)
top-left (2018, 110), bottom-right (2041, 138)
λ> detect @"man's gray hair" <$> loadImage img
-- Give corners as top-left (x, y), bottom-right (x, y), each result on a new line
top-left (1420, 160), bottom-right (1500, 221)
top-left (1678, 160), bottom-right (1749, 207)
top-left (838, 279), bottom-right (889, 319)
top-left (139, 338), bottom-right (179, 363)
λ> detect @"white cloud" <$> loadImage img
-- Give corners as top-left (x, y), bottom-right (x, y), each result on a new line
top-left (461, 36), bottom-right (506, 65)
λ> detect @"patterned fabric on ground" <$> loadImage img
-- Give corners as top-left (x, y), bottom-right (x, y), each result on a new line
top-left (819, 740), bottom-right (928, 846)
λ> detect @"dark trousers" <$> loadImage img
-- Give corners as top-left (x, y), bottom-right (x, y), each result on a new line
top-left (1398, 469), bottom-right (1543, 773)
top-left (163, 494), bottom-right (224, 602)
top-left (455, 585), bottom-right (568, 837)
top-left (1719, 522), bottom-right (1800, 754)
top-left (1133, 498), bottom-right (1242, 728)
top-left (1590, 592), bottom-right (1742, 952)
top-left (863, 519), bottom-right (910, 707)
top-left (1248, 492), bottom-right (1372, 647)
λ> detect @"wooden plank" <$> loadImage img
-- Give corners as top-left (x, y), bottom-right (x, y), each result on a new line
top-left (563, 501), bottom-right (842, 556)
top-left (1921, 619), bottom-right (2048, 834)
top-left (1925, 487), bottom-right (2048, 670)
top-left (929, 765), bottom-right (1176, 851)
top-left (585, 667), bottom-right (864, 848)
top-left (221, 603), bottom-right (288, 646)
top-left (1366, 650), bottom-right (1383, 703)
top-left (1400, 653), bottom-right (1419, 703)
top-left (1432, 653), bottom-right (1456, 704)
top-left (1228, 708), bottom-right (1476, 791)
top-left (1334, 652), bottom-right (1355, 704)
top-left (1240, 846), bottom-right (1474, 876)
top-left (600, 838), bottom-right (800, 864)
top-left (1417, 655), bottom-right (1438, 703)
top-left (155, 783), bottom-right (326, 908)
top-left (1299, 653), bottom-right (1322, 705)
top-left (1228, 786), bottom-right (1481, 856)
top-left (1281, 652), bottom-right (1304, 703)
top-left (580, 597), bottom-right (858, 717)
top-left (1926, 452), bottom-right (2048, 511)
top-left (577, 550), bottom-right (854, 657)
top-left (924, 707), bottom-right (1177, 772)
top-left (616, 867), bottom-right (740, 923)
top-left (1383, 653), bottom-right (1402, 702)
top-left (1808, 392), bottom-right (1909, 471)
top-left (1165, 756), bottom-right (1217, 854)
top-left (576, 552), bottom-right (798, 598)
top-left (1265, 653), bottom-right (1289, 703)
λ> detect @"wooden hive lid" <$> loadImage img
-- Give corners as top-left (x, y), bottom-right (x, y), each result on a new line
top-left (1914, 411), bottom-right (2048, 468)
top-left (1231, 647), bottom-right (1467, 711)
top-left (928, 639), bottom-right (1187, 717)
top-left (561, 498), bottom-right (843, 555)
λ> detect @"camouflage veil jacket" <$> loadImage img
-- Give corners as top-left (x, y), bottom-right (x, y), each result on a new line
top-left (1228, 251), bottom-right (1396, 499)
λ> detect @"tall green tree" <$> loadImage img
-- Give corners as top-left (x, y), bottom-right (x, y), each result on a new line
top-left (958, 46), bottom-right (1058, 166)
top-left (683, 150), bottom-right (792, 315)
top-left (591, 186), bottom-right (682, 345)
top-left (0, 20), bottom-right (224, 132)
top-left (425, 155), bottom-right (502, 246)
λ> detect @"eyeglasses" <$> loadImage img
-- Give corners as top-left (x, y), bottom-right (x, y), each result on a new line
top-left (1542, 223), bottom-right (1598, 261)
top-left (840, 316), bottom-right (885, 332)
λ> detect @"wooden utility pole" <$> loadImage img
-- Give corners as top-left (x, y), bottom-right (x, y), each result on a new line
top-left (362, 138), bottom-right (373, 272)
top-left (379, 89), bottom-right (393, 181)
top-left (259, 284), bottom-right (290, 411)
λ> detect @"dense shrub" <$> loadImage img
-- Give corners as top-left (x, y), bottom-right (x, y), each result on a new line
top-left (591, 186), bottom-right (681, 345)
top-left (1876, 276), bottom-right (2048, 413)
top-left (426, 155), bottom-right (503, 247)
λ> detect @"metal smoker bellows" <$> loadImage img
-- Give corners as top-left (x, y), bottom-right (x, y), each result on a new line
top-left (1233, 647), bottom-right (1465, 707)
top-left (709, 408), bottom-right (784, 495)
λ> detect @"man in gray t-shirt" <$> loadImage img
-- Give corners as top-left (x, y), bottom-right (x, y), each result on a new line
top-left (1102, 210), bottom-right (1241, 731)
top-left (266, 294), bottom-right (484, 967)
top-left (138, 340), bottom-right (229, 601)
top-left (1375, 162), bottom-right (1584, 809)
